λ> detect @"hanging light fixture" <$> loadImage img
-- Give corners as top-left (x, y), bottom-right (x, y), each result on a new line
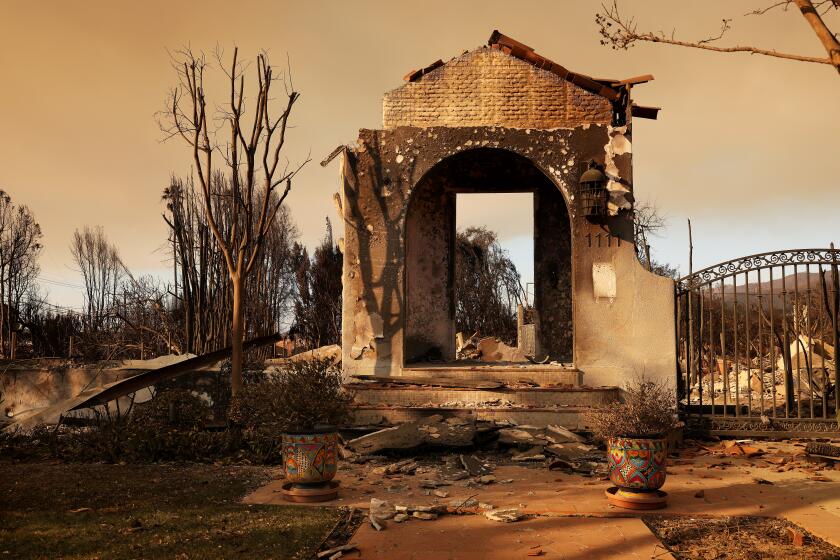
top-left (578, 160), bottom-right (608, 219)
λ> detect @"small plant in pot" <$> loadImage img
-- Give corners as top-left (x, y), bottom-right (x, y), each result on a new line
top-left (584, 378), bottom-right (678, 510)
top-left (237, 357), bottom-right (353, 498)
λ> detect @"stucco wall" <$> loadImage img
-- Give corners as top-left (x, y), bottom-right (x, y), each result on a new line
top-left (340, 46), bottom-right (674, 387)
top-left (383, 48), bottom-right (613, 130)
top-left (340, 124), bottom-right (676, 386)
top-left (573, 240), bottom-right (676, 387)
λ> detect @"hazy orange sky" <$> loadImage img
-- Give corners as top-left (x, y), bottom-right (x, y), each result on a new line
top-left (2, 1), bottom-right (838, 307)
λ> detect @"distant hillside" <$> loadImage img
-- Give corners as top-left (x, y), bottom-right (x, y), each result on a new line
top-left (712, 271), bottom-right (837, 295)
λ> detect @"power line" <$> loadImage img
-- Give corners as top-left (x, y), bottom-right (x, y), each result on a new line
top-left (23, 295), bottom-right (85, 313)
top-left (36, 275), bottom-right (84, 290)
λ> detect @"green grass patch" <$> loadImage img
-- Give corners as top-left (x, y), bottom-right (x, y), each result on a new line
top-left (0, 463), bottom-right (341, 559)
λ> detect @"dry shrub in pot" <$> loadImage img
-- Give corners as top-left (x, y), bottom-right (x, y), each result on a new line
top-left (234, 358), bottom-right (353, 434)
top-left (585, 378), bottom-right (678, 440)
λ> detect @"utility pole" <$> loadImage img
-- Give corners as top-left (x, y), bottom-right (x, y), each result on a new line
top-left (688, 219), bottom-right (694, 275)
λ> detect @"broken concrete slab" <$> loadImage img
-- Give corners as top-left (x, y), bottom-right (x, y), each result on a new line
top-left (370, 498), bottom-right (396, 520)
top-left (347, 415), bottom-right (476, 454)
top-left (460, 454), bottom-right (493, 477)
top-left (544, 442), bottom-right (596, 462)
top-left (511, 447), bottom-right (546, 462)
top-left (476, 337), bottom-right (526, 362)
top-left (449, 497), bottom-right (478, 510)
top-left (545, 424), bottom-right (586, 444)
top-left (369, 513), bottom-right (385, 531)
top-left (483, 508), bottom-right (524, 523)
top-left (498, 428), bottom-right (549, 447)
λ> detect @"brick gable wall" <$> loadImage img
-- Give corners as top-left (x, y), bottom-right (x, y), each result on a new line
top-left (383, 48), bottom-right (613, 130)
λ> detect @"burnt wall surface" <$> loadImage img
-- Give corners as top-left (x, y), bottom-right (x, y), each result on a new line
top-left (403, 148), bottom-right (573, 363)
top-left (404, 176), bottom-right (455, 362)
top-left (534, 182), bottom-right (573, 361)
top-left (383, 48), bottom-right (613, 130)
top-left (341, 125), bottom-right (629, 378)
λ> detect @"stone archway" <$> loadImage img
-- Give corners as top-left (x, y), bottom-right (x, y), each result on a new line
top-left (403, 148), bottom-right (573, 365)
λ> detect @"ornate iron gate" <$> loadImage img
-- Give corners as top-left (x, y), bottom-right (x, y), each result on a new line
top-left (676, 248), bottom-right (840, 436)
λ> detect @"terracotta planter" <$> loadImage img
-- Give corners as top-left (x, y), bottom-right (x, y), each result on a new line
top-left (607, 437), bottom-right (667, 492)
top-left (282, 432), bottom-right (339, 484)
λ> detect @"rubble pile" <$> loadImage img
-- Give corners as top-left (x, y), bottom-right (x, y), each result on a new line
top-left (679, 438), bottom-right (840, 477)
top-left (345, 414), bottom-right (478, 455)
top-left (455, 332), bottom-right (525, 362)
top-left (497, 424), bottom-right (606, 476)
top-left (689, 335), bottom-right (836, 405)
top-left (339, 415), bottom-right (608, 535)
top-left (344, 419), bottom-right (601, 532)
top-left (345, 416), bottom-right (604, 473)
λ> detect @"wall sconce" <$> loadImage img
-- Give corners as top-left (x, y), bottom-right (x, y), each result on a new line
top-left (578, 161), bottom-right (608, 219)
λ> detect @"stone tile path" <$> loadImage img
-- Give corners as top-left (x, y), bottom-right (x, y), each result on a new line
top-left (244, 441), bottom-right (840, 557)
top-left (351, 516), bottom-right (675, 559)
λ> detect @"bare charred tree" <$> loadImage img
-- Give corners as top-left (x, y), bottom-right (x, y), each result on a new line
top-left (163, 175), bottom-right (298, 358)
top-left (115, 273), bottom-right (181, 357)
top-left (19, 293), bottom-right (82, 358)
top-left (290, 219), bottom-right (342, 349)
top-left (454, 227), bottom-right (525, 345)
top-left (597, 0), bottom-right (840, 75)
top-left (71, 226), bottom-right (124, 334)
top-left (0, 192), bottom-right (43, 357)
top-left (160, 47), bottom-right (307, 397)
top-left (633, 201), bottom-right (679, 279)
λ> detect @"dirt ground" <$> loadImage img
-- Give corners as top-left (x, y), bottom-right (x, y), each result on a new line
top-left (3, 437), bottom-right (840, 559)
top-left (0, 463), bottom-right (341, 560)
top-left (645, 515), bottom-right (840, 560)
top-left (247, 438), bottom-right (840, 559)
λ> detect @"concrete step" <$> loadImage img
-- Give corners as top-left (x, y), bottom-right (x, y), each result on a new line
top-left (350, 405), bottom-right (597, 430)
top-left (347, 384), bottom-right (618, 409)
top-left (381, 364), bottom-right (583, 386)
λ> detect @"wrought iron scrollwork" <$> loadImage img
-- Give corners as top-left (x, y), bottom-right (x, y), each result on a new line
top-left (676, 248), bottom-right (840, 293)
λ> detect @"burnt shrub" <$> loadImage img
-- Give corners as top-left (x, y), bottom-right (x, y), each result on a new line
top-left (585, 378), bottom-right (678, 440)
top-left (132, 389), bottom-right (210, 430)
top-left (2, 361), bottom-right (354, 465)
top-left (233, 358), bottom-right (353, 435)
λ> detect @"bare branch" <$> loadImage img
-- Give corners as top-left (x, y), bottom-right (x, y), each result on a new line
top-left (596, 0), bottom-right (839, 71)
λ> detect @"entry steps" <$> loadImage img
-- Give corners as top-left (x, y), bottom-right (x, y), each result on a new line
top-left (346, 365), bottom-right (618, 429)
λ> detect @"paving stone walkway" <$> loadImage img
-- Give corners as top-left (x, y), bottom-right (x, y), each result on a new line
top-left (351, 515), bottom-right (674, 559)
top-left (245, 441), bottom-right (840, 558)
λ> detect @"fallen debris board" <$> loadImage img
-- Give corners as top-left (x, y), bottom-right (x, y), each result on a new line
top-left (545, 424), bottom-right (586, 444)
top-left (351, 374), bottom-right (503, 389)
top-left (69, 333), bottom-right (280, 411)
top-left (498, 428), bottom-right (548, 447)
top-left (347, 415), bottom-right (476, 454)
top-left (267, 344), bottom-right (341, 366)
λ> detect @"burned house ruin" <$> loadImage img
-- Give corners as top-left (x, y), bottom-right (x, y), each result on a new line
top-left (337, 32), bottom-right (676, 417)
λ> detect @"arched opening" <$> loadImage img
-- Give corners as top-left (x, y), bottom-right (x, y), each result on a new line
top-left (404, 148), bottom-right (573, 366)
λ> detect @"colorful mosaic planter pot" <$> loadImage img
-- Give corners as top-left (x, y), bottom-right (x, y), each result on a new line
top-left (607, 437), bottom-right (667, 492)
top-left (282, 432), bottom-right (339, 484)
